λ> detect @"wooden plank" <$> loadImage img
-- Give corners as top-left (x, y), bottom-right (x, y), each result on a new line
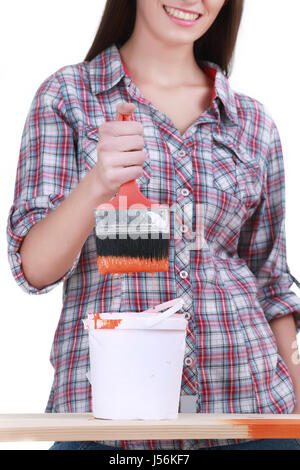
top-left (0, 413), bottom-right (300, 442)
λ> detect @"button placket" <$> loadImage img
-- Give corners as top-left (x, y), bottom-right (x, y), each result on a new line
top-left (175, 228), bottom-right (197, 386)
top-left (173, 145), bottom-right (199, 398)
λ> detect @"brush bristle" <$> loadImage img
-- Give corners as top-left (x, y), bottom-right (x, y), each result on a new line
top-left (97, 254), bottom-right (169, 275)
top-left (94, 206), bottom-right (170, 274)
top-left (96, 233), bottom-right (169, 258)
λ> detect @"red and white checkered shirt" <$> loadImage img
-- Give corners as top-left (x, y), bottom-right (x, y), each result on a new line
top-left (7, 43), bottom-right (300, 449)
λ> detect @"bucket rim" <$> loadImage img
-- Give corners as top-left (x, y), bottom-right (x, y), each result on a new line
top-left (82, 298), bottom-right (187, 330)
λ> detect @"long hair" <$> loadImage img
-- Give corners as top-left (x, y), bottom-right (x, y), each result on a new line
top-left (84, 0), bottom-right (244, 77)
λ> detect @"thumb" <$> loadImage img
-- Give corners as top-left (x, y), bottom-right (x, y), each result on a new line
top-left (116, 101), bottom-right (136, 119)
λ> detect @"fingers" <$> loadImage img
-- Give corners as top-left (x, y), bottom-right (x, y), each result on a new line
top-left (117, 166), bottom-right (144, 185)
top-left (99, 120), bottom-right (144, 138)
top-left (98, 134), bottom-right (144, 152)
top-left (104, 165), bottom-right (144, 189)
top-left (107, 150), bottom-right (147, 168)
top-left (94, 101), bottom-right (147, 192)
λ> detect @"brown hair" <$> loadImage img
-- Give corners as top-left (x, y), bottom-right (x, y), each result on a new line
top-left (84, 0), bottom-right (244, 77)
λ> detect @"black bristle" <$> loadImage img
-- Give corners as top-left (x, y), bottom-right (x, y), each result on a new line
top-left (96, 233), bottom-right (169, 260)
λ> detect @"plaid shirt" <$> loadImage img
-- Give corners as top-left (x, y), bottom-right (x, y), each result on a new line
top-left (7, 43), bottom-right (300, 450)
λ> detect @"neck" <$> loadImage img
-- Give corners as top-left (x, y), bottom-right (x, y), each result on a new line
top-left (119, 29), bottom-right (209, 89)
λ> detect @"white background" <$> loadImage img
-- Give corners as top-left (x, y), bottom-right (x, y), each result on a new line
top-left (1, 0), bottom-right (300, 449)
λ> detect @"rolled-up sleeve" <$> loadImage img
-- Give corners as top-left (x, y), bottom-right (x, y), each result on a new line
top-left (238, 118), bottom-right (300, 329)
top-left (7, 72), bottom-right (81, 295)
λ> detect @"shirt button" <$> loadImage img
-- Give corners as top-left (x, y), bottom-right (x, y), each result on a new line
top-left (181, 224), bottom-right (189, 233)
top-left (181, 188), bottom-right (190, 197)
top-left (184, 357), bottom-right (193, 367)
top-left (177, 150), bottom-right (186, 157)
top-left (184, 312), bottom-right (191, 321)
top-left (179, 270), bottom-right (188, 279)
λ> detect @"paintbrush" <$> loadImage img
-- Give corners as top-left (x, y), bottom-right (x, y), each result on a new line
top-left (94, 112), bottom-right (170, 275)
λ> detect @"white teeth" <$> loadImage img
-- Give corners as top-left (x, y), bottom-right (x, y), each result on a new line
top-left (164, 5), bottom-right (200, 21)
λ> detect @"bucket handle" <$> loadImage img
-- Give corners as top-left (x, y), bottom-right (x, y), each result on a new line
top-left (142, 298), bottom-right (185, 328)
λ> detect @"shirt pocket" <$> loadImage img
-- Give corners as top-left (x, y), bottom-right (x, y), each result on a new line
top-left (79, 126), bottom-right (151, 188)
top-left (212, 133), bottom-right (263, 209)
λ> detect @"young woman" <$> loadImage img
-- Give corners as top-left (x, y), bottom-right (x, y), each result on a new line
top-left (7, 0), bottom-right (300, 451)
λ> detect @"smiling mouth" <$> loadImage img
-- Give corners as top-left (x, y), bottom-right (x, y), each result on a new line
top-left (163, 4), bottom-right (201, 21)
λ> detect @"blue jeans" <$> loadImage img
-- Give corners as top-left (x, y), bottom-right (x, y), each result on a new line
top-left (49, 439), bottom-right (300, 450)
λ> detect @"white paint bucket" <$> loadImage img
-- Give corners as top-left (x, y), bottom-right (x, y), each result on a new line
top-left (83, 298), bottom-right (187, 420)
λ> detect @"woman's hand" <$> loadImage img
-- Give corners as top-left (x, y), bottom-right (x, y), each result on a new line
top-left (269, 314), bottom-right (300, 415)
top-left (94, 101), bottom-right (147, 195)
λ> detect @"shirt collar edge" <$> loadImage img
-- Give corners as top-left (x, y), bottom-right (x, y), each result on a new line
top-left (87, 44), bottom-right (239, 127)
